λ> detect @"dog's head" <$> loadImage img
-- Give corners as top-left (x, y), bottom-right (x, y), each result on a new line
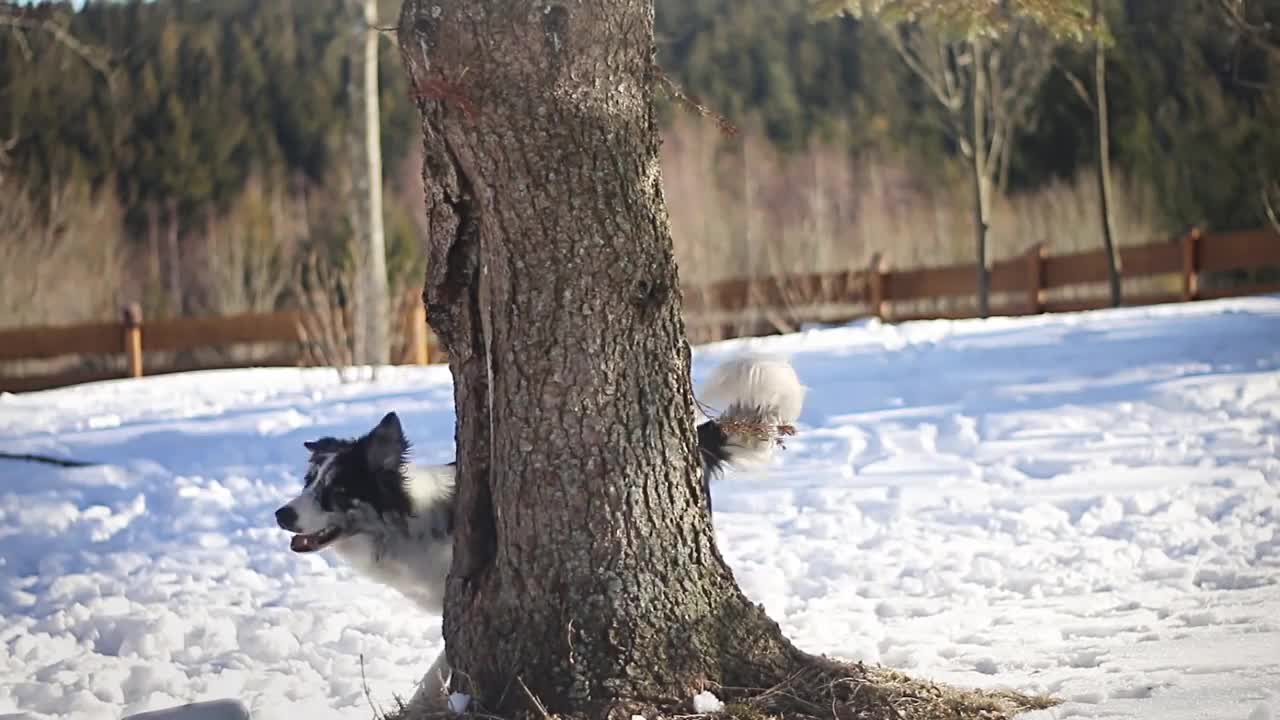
top-left (275, 411), bottom-right (413, 553)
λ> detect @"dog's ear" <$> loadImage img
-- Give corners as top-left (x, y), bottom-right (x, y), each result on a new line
top-left (366, 412), bottom-right (407, 470)
top-left (304, 437), bottom-right (343, 454)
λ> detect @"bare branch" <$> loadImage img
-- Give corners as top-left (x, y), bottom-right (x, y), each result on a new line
top-left (0, 10), bottom-right (114, 81)
top-left (1215, 0), bottom-right (1280, 63)
top-left (937, 37), bottom-right (965, 112)
top-left (655, 66), bottom-right (740, 136)
top-left (1263, 179), bottom-right (1280, 235)
top-left (883, 27), bottom-right (963, 113)
top-left (1058, 63), bottom-right (1095, 110)
top-left (8, 18), bottom-right (33, 60)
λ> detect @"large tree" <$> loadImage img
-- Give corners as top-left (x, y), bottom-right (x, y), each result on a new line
top-left (394, 2), bottom-right (1051, 719)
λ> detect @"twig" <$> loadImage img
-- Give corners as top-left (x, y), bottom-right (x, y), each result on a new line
top-left (361, 653), bottom-right (387, 720)
top-left (0, 11), bottom-right (113, 81)
top-left (654, 65), bottom-right (739, 136)
top-left (1056, 63), bottom-right (1094, 112)
top-left (0, 451), bottom-right (96, 468)
top-left (516, 676), bottom-right (552, 720)
top-left (1262, 178), bottom-right (1280, 235)
top-left (1215, 0), bottom-right (1280, 64)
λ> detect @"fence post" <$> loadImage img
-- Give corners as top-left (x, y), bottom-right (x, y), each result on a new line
top-left (1181, 227), bottom-right (1201, 302)
top-left (409, 301), bottom-right (430, 365)
top-left (868, 253), bottom-right (886, 320)
top-left (122, 303), bottom-right (143, 378)
top-left (1025, 242), bottom-right (1046, 314)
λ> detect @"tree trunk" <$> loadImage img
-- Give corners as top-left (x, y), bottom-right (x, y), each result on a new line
top-left (350, 0), bottom-right (390, 365)
top-left (396, 5), bottom-right (1059, 720)
top-left (396, 1), bottom-right (804, 717)
top-left (1093, 0), bottom-right (1122, 307)
top-left (969, 37), bottom-right (992, 318)
top-left (165, 197), bottom-right (183, 315)
top-left (147, 200), bottom-right (162, 308)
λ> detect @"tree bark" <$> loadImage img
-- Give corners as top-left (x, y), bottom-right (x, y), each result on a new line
top-left (350, 0), bottom-right (390, 365)
top-left (969, 37), bottom-right (992, 319)
top-left (1093, 0), bottom-right (1122, 308)
top-left (396, 1), bottom-right (803, 717)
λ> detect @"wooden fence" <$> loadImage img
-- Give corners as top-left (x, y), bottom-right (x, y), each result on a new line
top-left (681, 227), bottom-right (1280, 340)
top-left (2, 228), bottom-right (1278, 393)
top-left (0, 304), bottom-right (433, 394)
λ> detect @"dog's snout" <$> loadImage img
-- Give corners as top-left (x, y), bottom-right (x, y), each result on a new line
top-left (275, 506), bottom-right (299, 531)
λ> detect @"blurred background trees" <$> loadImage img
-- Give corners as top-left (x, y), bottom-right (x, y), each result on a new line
top-left (1, 0), bottom-right (1276, 330)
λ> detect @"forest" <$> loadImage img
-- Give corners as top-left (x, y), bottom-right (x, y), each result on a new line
top-left (1, 0), bottom-right (1277, 328)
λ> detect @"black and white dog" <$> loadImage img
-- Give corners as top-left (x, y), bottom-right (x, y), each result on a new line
top-left (274, 355), bottom-right (805, 707)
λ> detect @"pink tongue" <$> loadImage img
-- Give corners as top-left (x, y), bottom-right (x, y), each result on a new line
top-left (290, 535), bottom-right (314, 552)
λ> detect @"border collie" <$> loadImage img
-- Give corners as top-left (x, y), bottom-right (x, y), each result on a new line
top-left (274, 355), bottom-right (806, 708)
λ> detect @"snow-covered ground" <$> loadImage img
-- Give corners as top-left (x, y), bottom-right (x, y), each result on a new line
top-left (1, 296), bottom-right (1278, 720)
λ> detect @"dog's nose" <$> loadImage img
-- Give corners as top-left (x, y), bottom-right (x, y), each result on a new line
top-left (275, 506), bottom-right (299, 531)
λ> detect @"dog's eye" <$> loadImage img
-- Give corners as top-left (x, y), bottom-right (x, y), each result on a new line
top-left (304, 455), bottom-right (333, 488)
top-left (318, 484), bottom-right (349, 511)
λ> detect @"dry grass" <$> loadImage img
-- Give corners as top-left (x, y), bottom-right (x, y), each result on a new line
top-left (1, 116), bottom-right (1167, 333)
top-left (199, 172), bottom-right (306, 317)
top-left (0, 175), bottom-right (126, 329)
top-left (375, 658), bottom-right (1058, 720)
top-left (3, 115), bottom-right (1172, 380)
top-left (662, 114), bottom-right (1167, 288)
top-left (661, 115), bottom-right (1169, 335)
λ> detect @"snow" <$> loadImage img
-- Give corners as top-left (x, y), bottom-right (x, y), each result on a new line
top-left (447, 692), bottom-right (470, 715)
top-left (2, 296), bottom-right (1279, 719)
top-left (692, 690), bottom-right (725, 714)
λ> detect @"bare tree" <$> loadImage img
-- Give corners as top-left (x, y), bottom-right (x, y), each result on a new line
top-left (202, 174), bottom-right (304, 315)
top-left (1063, 0), bottom-right (1124, 306)
top-left (1212, 0), bottom-right (1280, 234)
top-left (814, 0), bottom-right (1095, 316)
top-left (348, 0), bottom-right (390, 366)
top-left (1092, 0), bottom-right (1123, 306)
top-left (393, 2), bottom-right (1054, 719)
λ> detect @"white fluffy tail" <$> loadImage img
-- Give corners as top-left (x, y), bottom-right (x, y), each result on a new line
top-left (697, 355), bottom-right (806, 473)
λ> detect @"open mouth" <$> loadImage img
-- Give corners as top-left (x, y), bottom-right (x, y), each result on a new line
top-left (289, 526), bottom-right (342, 553)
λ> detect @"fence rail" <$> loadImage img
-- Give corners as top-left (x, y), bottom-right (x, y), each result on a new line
top-left (3, 228), bottom-right (1278, 393)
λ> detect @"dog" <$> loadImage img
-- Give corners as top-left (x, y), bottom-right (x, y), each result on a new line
top-left (274, 354), bottom-right (806, 707)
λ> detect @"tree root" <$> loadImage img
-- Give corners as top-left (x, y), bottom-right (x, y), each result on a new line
top-left (382, 651), bottom-right (1058, 720)
top-left (710, 654), bottom-right (1058, 720)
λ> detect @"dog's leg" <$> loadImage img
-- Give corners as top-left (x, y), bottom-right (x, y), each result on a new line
top-left (406, 648), bottom-right (452, 712)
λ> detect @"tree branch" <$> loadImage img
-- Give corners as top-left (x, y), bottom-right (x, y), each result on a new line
top-left (1215, 0), bottom-right (1280, 64)
top-left (1058, 63), bottom-right (1095, 111)
top-left (654, 66), bottom-right (740, 136)
top-left (0, 451), bottom-right (97, 468)
top-left (0, 10), bottom-right (114, 81)
top-left (883, 26), bottom-right (962, 113)
top-left (1263, 178), bottom-right (1280, 235)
